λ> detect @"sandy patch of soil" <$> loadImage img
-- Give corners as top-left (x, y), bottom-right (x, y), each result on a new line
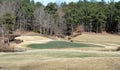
top-left (15, 36), bottom-right (51, 41)
top-left (15, 36), bottom-right (53, 48)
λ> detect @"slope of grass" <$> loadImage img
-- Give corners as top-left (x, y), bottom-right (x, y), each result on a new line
top-left (27, 41), bottom-right (104, 49)
top-left (1, 50), bottom-right (120, 70)
top-left (0, 50), bottom-right (120, 65)
top-left (72, 33), bottom-right (120, 44)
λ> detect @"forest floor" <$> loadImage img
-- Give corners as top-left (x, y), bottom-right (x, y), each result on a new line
top-left (0, 32), bottom-right (120, 70)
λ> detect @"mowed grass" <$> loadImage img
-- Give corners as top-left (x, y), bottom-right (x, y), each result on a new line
top-left (1, 50), bottom-right (120, 64)
top-left (72, 33), bottom-right (120, 44)
top-left (27, 41), bottom-right (104, 49)
top-left (1, 50), bottom-right (120, 70)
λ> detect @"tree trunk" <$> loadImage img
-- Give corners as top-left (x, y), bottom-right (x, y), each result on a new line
top-left (118, 22), bottom-right (120, 34)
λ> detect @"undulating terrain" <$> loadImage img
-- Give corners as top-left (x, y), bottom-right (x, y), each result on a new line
top-left (0, 0), bottom-right (120, 70)
top-left (0, 33), bottom-right (120, 70)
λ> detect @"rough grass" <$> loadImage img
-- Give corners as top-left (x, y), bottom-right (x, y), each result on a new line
top-left (0, 34), bottom-right (120, 70)
top-left (0, 50), bottom-right (120, 64)
top-left (0, 46), bottom-right (15, 52)
top-left (0, 50), bottom-right (120, 70)
top-left (72, 33), bottom-right (120, 44)
top-left (8, 58), bottom-right (120, 70)
top-left (27, 41), bottom-right (104, 49)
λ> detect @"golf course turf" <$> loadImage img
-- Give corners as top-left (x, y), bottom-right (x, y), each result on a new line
top-left (27, 41), bottom-right (104, 49)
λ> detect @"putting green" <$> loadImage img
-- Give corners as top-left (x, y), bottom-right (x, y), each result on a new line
top-left (27, 41), bottom-right (104, 49)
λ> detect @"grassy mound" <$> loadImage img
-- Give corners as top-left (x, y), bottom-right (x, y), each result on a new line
top-left (27, 41), bottom-right (104, 49)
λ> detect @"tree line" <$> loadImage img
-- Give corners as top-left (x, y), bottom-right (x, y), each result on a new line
top-left (0, 0), bottom-right (120, 36)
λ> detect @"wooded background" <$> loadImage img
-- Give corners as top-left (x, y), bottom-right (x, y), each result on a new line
top-left (0, 0), bottom-right (120, 36)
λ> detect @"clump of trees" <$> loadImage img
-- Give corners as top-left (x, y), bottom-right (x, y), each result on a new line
top-left (62, 0), bottom-right (120, 34)
top-left (0, 0), bottom-right (119, 36)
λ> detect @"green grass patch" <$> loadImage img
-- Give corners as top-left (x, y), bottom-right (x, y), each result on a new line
top-left (1, 50), bottom-right (120, 66)
top-left (27, 41), bottom-right (104, 49)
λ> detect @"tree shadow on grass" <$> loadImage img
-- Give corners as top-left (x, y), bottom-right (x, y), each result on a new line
top-left (0, 66), bottom-right (3, 69)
